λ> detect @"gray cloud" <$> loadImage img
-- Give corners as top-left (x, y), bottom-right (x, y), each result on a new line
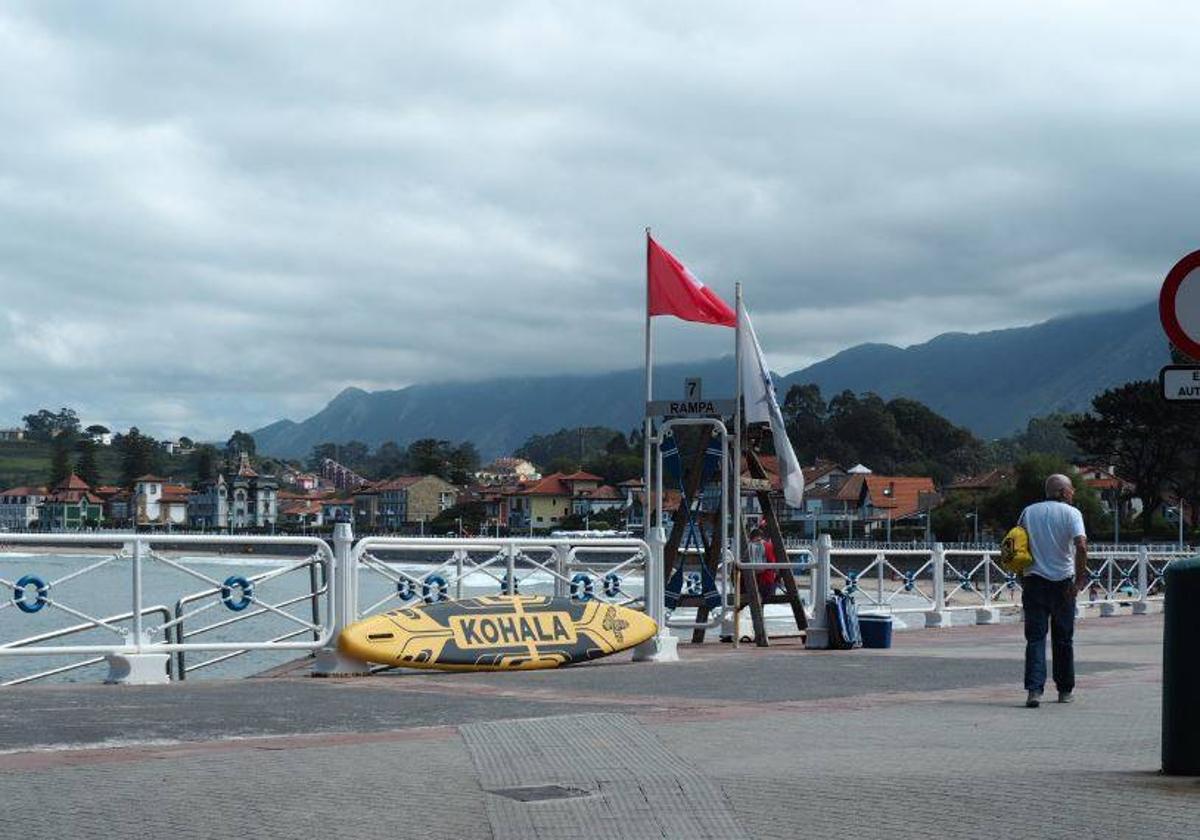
top-left (0, 1), bottom-right (1191, 439)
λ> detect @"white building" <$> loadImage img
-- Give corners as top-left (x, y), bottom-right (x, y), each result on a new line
top-left (133, 475), bottom-right (190, 526)
top-left (0, 485), bottom-right (47, 530)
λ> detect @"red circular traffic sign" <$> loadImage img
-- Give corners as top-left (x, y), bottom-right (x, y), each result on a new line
top-left (1159, 250), bottom-right (1200, 360)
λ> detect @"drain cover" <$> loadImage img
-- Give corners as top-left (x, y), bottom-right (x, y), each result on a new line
top-left (488, 785), bottom-right (593, 802)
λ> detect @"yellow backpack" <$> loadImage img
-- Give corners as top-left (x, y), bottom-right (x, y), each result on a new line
top-left (999, 526), bottom-right (1033, 575)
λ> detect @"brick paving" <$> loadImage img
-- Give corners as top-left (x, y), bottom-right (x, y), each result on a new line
top-left (0, 614), bottom-right (1191, 839)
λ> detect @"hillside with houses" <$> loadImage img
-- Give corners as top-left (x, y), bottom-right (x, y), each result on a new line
top-left (1, 374), bottom-right (1195, 544)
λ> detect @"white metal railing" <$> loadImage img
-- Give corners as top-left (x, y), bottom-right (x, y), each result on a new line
top-left (0, 533), bottom-right (334, 684)
top-left (800, 539), bottom-right (1189, 626)
top-left (351, 536), bottom-right (650, 622)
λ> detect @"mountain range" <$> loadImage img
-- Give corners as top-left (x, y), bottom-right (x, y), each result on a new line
top-left (253, 301), bottom-right (1168, 460)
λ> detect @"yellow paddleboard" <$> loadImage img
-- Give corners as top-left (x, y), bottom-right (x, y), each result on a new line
top-left (338, 594), bottom-right (657, 671)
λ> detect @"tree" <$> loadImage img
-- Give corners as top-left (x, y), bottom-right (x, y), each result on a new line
top-left (48, 435), bottom-right (72, 487)
top-left (23, 407), bottom-right (81, 442)
top-left (447, 442), bottom-right (480, 484)
top-left (369, 441), bottom-right (407, 477)
top-left (194, 445), bottom-right (217, 483)
top-left (84, 424), bottom-right (111, 440)
top-left (307, 442), bottom-right (338, 471)
top-left (515, 427), bottom-right (623, 470)
top-left (178, 435), bottom-right (194, 449)
top-left (226, 430), bottom-right (257, 458)
top-left (1067, 382), bottom-right (1185, 525)
top-left (826, 391), bottom-right (906, 470)
top-left (406, 438), bottom-right (450, 477)
top-left (783, 383), bottom-right (828, 463)
top-left (605, 433), bottom-right (630, 455)
top-left (430, 501), bottom-right (487, 535)
top-left (337, 441), bottom-right (370, 468)
top-left (974, 454), bottom-right (1101, 535)
top-left (118, 427), bottom-right (161, 486)
top-left (75, 438), bottom-right (101, 488)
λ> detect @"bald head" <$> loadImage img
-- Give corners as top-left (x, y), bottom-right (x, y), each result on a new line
top-left (1045, 473), bottom-right (1074, 501)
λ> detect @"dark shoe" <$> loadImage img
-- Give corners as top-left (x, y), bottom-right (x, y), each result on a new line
top-left (1058, 691), bottom-right (1074, 704)
top-left (1025, 691), bottom-right (1042, 708)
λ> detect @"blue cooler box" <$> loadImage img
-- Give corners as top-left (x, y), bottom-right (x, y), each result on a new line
top-left (858, 614), bottom-right (893, 648)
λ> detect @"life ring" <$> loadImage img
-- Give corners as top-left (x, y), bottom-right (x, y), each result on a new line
top-left (396, 578), bottom-right (416, 601)
top-left (500, 573), bottom-right (520, 595)
top-left (684, 572), bottom-right (702, 596)
top-left (603, 572), bottom-right (622, 598)
top-left (422, 575), bottom-right (448, 604)
top-left (570, 573), bottom-right (594, 601)
top-left (13, 574), bottom-right (49, 614)
top-left (220, 575), bottom-right (254, 611)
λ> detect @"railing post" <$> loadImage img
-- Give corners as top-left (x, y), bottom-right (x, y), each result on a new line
top-left (104, 537), bottom-right (169, 685)
top-left (313, 520), bottom-right (369, 676)
top-left (633, 526), bottom-right (679, 662)
top-left (806, 534), bottom-right (832, 649)
top-left (925, 542), bottom-right (950, 628)
top-left (553, 544), bottom-right (569, 599)
top-left (977, 551), bottom-right (1000, 625)
top-left (1133, 545), bottom-right (1151, 615)
top-left (505, 542), bottom-right (517, 595)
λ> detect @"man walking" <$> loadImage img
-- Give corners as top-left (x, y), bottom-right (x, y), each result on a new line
top-left (1018, 474), bottom-right (1089, 707)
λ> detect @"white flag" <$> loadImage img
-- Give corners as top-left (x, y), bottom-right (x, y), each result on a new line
top-left (739, 305), bottom-right (805, 508)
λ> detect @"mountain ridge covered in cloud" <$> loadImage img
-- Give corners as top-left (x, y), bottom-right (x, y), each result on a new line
top-left (253, 300), bottom-right (1166, 460)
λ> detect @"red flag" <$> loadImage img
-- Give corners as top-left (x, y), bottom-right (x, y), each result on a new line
top-left (647, 235), bottom-right (736, 327)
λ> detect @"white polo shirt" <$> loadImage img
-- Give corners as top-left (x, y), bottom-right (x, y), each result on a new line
top-left (1018, 500), bottom-right (1086, 581)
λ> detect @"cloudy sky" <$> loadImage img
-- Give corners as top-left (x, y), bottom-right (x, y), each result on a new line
top-left (0, 2), bottom-right (1192, 439)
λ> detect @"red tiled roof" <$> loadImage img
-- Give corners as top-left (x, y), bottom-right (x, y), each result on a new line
top-left (0, 485), bottom-right (47, 496)
top-left (520, 473), bottom-right (573, 496)
top-left (55, 473), bottom-right (90, 491)
top-left (835, 474), bottom-right (866, 502)
top-left (562, 470), bottom-right (603, 482)
top-left (618, 478), bottom-right (644, 487)
top-left (281, 500), bottom-right (323, 515)
top-left (804, 460), bottom-right (844, 483)
top-left (580, 484), bottom-right (622, 501)
top-left (948, 467), bottom-right (1013, 491)
top-left (374, 476), bottom-right (425, 491)
top-left (742, 455), bottom-right (783, 492)
top-left (862, 476), bottom-right (937, 520)
top-left (45, 487), bottom-right (103, 504)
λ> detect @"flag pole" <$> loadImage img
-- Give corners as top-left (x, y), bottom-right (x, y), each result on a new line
top-left (644, 227), bottom-right (654, 530)
top-left (733, 283), bottom-right (743, 582)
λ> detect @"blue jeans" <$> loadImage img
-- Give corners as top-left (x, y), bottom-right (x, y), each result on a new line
top-left (1022, 574), bottom-right (1075, 693)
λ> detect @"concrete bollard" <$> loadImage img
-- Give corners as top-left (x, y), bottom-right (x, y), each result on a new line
top-left (1162, 557), bottom-right (1200, 775)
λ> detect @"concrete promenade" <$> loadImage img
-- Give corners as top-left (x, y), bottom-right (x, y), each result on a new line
top-left (0, 614), bottom-right (1191, 838)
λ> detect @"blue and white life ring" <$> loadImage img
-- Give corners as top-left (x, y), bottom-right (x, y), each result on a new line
top-left (13, 574), bottom-right (49, 614)
top-left (220, 576), bottom-right (254, 611)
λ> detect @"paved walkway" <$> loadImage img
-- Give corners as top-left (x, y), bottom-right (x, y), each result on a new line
top-left (0, 614), bottom-right (1191, 838)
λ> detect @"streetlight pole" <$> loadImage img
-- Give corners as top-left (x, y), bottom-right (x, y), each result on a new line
top-left (1179, 500), bottom-right (1185, 550)
top-left (1113, 490), bottom-right (1120, 546)
top-left (965, 511), bottom-right (979, 544)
